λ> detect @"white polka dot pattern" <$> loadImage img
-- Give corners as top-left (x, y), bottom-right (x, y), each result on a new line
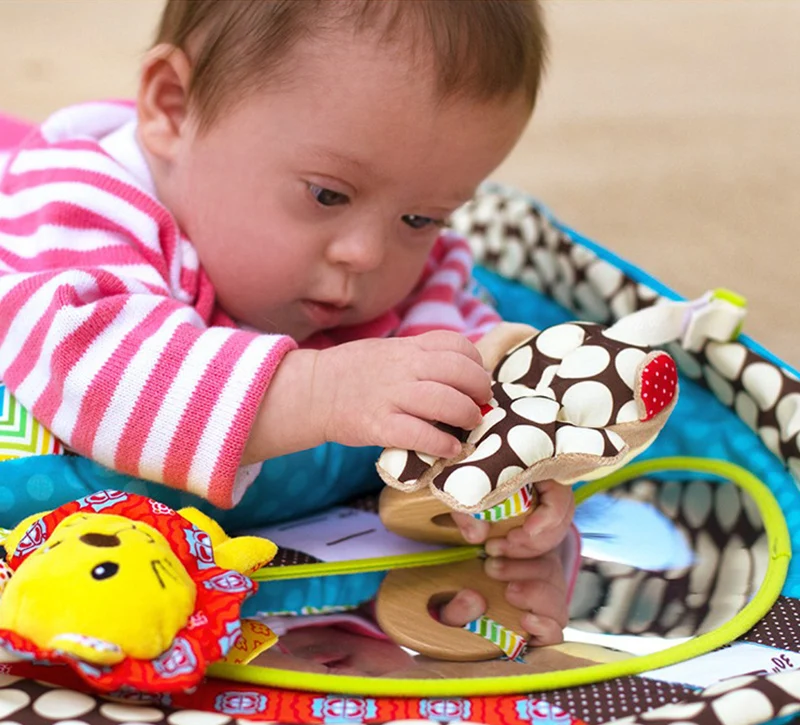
top-left (33, 690), bottom-right (95, 719)
top-left (377, 318), bottom-right (678, 512)
top-left (448, 185), bottom-right (800, 493)
top-left (699, 342), bottom-right (800, 477)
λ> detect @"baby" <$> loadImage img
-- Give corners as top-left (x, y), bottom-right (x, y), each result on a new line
top-left (0, 0), bottom-right (573, 643)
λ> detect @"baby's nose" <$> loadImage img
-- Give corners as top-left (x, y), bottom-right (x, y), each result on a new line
top-left (326, 229), bottom-right (386, 273)
top-left (79, 533), bottom-right (121, 548)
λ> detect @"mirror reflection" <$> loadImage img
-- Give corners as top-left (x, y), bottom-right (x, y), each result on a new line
top-left (567, 477), bottom-right (768, 656)
top-left (238, 476), bottom-right (768, 680)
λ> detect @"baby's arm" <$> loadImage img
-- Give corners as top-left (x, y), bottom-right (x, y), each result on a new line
top-left (243, 331), bottom-right (492, 464)
top-left (0, 146), bottom-right (295, 508)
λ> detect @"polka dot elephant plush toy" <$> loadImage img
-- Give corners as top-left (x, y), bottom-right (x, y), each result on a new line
top-left (377, 318), bottom-right (679, 515)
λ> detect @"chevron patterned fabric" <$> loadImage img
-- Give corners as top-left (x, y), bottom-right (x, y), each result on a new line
top-left (0, 384), bottom-right (63, 460)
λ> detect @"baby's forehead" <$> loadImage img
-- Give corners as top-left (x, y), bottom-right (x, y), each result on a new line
top-left (159, 0), bottom-right (544, 131)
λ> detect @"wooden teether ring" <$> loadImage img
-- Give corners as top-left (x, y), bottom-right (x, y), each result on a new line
top-left (379, 485), bottom-right (533, 545)
top-left (376, 558), bottom-right (528, 661)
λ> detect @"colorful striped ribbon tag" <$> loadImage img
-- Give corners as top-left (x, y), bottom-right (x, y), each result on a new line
top-left (463, 615), bottom-right (528, 661)
top-left (472, 483), bottom-right (534, 522)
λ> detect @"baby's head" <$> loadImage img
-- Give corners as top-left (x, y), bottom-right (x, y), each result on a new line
top-left (138, 0), bottom-right (546, 341)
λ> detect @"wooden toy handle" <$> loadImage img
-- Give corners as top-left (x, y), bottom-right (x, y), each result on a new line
top-left (377, 485), bottom-right (537, 660)
top-left (376, 558), bottom-right (528, 661)
top-left (379, 485), bottom-right (534, 545)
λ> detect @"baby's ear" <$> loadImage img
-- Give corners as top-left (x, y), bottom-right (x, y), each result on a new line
top-left (475, 322), bottom-right (539, 372)
top-left (2, 511), bottom-right (51, 559)
top-left (137, 43), bottom-right (193, 164)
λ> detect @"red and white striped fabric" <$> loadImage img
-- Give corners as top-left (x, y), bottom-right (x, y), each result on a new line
top-left (0, 102), bottom-right (500, 508)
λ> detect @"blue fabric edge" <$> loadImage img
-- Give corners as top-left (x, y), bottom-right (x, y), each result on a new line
top-left (556, 221), bottom-right (800, 377)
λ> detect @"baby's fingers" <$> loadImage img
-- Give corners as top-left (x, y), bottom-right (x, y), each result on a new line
top-left (484, 552), bottom-right (565, 591)
top-left (450, 511), bottom-right (490, 545)
top-left (504, 577), bottom-right (569, 628)
top-left (416, 330), bottom-right (485, 368)
top-left (386, 413), bottom-right (462, 459)
top-left (439, 589), bottom-right (487, 627)
top-left (487, 482), bottom-right (574, 558)
top-left (416, 351), bottom-right (492, 405)
top-left (521, 481), bottom-right (575, 548)
top-left (403, 381), bottom-right (484, 432)
top-left (521, 614), bottom-right (564, 646)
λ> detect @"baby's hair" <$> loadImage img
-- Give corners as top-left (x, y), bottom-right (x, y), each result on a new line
top-left (155, 0), bottom-right (547, 131)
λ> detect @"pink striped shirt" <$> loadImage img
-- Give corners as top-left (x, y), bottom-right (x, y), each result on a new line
top-left (0, 102), bottom-right (500, 508)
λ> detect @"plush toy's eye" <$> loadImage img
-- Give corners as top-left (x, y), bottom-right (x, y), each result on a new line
top-left (91, 562), bottom-right (119, 580)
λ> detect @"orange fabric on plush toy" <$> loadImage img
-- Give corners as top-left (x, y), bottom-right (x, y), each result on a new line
top-left (0, 490), bottom-right (276, 693)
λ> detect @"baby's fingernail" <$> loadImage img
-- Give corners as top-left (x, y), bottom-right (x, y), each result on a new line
top-left (526, 525), bottom-right (542, 539)
top-left (485, 540), bottom-right (505, 557)
top-left (486, 558), bottom-right (504, 576)
top-left (459, 591), bottom-right (484, 620)
top-left (522, 614), bottom-right (539, 632)
top-left (507, 582), bottom-right (523, 595)
top-left (463, 525), bottom-right (482, 544)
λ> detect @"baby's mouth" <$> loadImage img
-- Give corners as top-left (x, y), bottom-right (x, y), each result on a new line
top-left (303, 649), bottom-right (353, 672)
top-left (321, 655), bottom-right (354, 673)
top-left (301, 299), bottom-right (351, 329)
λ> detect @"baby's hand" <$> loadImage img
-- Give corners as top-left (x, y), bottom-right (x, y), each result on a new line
top-left (453, 480), bottom-right (575, 558)
top-left (450, 480), bottom-right (575, 642)
top-left (438, 549), bottom-right (569, 646)
top-left (313, 331), bottom-right (492, 458)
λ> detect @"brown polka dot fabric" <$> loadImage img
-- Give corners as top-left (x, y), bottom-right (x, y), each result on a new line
top-left (449, 188), bottom-right (661, 327)
top-left (695, 341), bottom-right (800, 477)
top-left (535, 677), bottom-right (694, 725)
top-left (740, 596), bottom-right (800, 653)
top-left (266, 546), bottom-right (321, 567)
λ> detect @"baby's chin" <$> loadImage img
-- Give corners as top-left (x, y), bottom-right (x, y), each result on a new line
top-left (232, 312), bottom-right (316, 341)
top-left (234, 303), bottom-right (383, 342)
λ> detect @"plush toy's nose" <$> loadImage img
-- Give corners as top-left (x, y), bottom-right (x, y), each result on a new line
top-left (79, 533), bottom-right (121, 548)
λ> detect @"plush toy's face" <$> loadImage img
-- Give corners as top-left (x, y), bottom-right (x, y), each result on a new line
top-left (0, 512), bottom-right (197, 664)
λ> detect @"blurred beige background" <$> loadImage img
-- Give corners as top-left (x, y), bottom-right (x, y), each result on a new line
top-left (0, 0), bottom-right (797, 363)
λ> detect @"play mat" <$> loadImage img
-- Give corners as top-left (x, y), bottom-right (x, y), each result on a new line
top-left (0, 111), bottom-right (799, 725)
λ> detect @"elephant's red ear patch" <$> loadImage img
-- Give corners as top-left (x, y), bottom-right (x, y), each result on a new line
top-left (640, 354), bottom-right (678, 420)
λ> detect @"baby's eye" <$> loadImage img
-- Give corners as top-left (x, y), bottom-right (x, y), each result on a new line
top-left (402, 214), bottom-right (443, 230)
top-left (309, 183), bottom-right (349, 207)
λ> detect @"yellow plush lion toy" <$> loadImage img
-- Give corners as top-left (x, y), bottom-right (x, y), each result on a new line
top-left (0, 490), bottom-right (276, 692)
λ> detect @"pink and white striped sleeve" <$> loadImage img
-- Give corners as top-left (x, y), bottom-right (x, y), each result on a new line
top-left (394, 231), bottom-right (501, 341)
top-left (0, 137), bottom-right (295, 508)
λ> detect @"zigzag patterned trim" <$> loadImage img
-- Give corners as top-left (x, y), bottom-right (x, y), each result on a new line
top-left (473, 484), bottom-right (534, 522)
top-left (0, 384), bottom-right (63, 460)
top-left (463, 615), bottom-right (528, 661)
